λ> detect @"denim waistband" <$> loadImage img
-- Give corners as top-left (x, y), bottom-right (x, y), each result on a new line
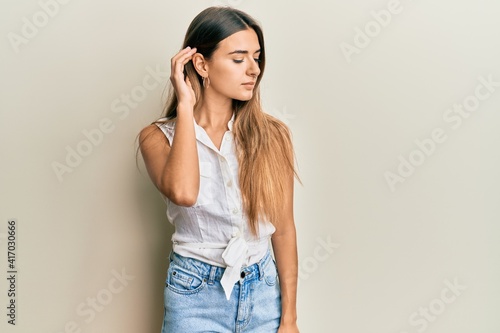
top-left (169, 248), bottom-right (272, 284)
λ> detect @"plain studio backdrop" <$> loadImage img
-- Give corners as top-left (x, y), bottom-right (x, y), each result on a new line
top-left (1, 0), bottom-right (499, 332)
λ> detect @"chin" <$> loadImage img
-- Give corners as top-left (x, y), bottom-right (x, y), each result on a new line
top-left (233, 92), bottom-right (254, 102)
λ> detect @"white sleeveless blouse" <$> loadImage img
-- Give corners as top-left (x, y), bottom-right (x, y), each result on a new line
top-left (154, 111), bottom-right (275, 299)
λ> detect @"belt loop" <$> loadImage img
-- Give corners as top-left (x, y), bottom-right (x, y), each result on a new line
top-left (258, 248), bottom-right (271, 281)
top-left (168, 250), bottom-right (174, 263)
top-left (257, 257), bottom-right (265, 281)
top-left (258, 261), bottom-right (264, 280)
top-left (208, 265), bottom-right (217, 285)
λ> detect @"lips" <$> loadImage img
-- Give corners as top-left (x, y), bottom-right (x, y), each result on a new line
top-left (242, 82), bottom-right (255, 86)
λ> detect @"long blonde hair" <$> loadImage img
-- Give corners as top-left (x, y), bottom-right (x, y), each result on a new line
top-left (153, 7), bottom-right (301, 235)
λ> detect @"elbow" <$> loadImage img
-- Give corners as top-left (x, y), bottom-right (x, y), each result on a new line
top-left (171, 193), bottom-right (197, 207)
top-left (160, 185), bottom-right (198, 207)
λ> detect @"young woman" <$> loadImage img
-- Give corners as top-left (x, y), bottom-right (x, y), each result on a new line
top-left (139, 6), bottom-right (301, 333)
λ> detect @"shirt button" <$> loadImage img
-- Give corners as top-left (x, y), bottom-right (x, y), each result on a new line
top-left (225, 136), bottom-right (231, 141)
top-left (227, 180), bottom-right (232, 187)
top-left (232, 208), bottom-right (239, 215)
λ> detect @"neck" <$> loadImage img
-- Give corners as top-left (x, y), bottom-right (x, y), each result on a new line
top-left (194, 91), bottom-right (234, 131)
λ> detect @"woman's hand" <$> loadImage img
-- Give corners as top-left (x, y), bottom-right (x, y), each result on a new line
top-left (278, 322), bottom-right (300, 333)
top-left (170, 46), bottom-right (197, 108)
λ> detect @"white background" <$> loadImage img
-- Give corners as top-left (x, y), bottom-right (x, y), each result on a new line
top-left (1, 0), bottom-right (499, 332)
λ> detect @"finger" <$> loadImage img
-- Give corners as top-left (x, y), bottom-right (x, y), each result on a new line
top-left (180, 50), bottom-right (197, 69)
top-left (174, 49), bottom-right (197, 77)
top-left (171, 48), bottom-right (191, 75)
top-left (171, 47), bottom-right (197, 75)
top-left (174, 48), bottom-right (197, 68)
top-left (171, 46), bottom-right (193, 64)
top-left (170, 47), bottom-right (192, 76)
top-left (185, 75), bottom-right (192, 87)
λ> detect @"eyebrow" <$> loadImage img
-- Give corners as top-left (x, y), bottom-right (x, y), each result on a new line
top-left (227, 49), bottom-right (262, 55)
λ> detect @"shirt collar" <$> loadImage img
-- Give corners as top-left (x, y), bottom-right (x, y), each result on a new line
top-left (228, 111), bottom-right (235, 132)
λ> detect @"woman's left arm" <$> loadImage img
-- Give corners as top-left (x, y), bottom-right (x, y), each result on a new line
top-left (271, 160), bottom-right (300, 333)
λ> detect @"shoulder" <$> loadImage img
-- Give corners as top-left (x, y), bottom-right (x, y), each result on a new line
top-left (139, 123), bottom-right (160, 140)
top-left (139, 124), bottom-right (166, 150)
top-left (263, 113), bottom-right (293, 140)
top-left (139, 119), bottom-right (174, 146)
top-left (140, 119), bottom-right (176, 143)
top-left (262, 113), bottom-right (295, 161)
top-left (154, 117), bottom-right (176, 128)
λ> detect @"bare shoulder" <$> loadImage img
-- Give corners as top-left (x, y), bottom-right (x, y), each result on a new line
top-left (140, 123), bottom-right (161, 140)
top-left (139, 123), bottom-right (170, 153)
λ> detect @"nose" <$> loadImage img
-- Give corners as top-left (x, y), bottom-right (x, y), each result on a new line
top-left (247, 59), bottom-right (260, 78)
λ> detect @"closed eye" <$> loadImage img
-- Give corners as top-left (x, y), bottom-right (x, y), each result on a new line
top-left (233, 58), bottom-right (261, 64)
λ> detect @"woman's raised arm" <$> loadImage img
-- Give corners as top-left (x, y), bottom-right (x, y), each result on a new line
top-left (139, 47), bottom-right (200, 206)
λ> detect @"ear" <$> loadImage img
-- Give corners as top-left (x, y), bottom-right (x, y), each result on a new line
top-left (192, 53), bottom-right (209, 77)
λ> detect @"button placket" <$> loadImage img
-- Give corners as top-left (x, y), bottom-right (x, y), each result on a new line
top-left (219, 156), bottom-right (232, 194)
top-left (218, 153), bottom-right (239, 219)
top-left (218, 129), bottom-right (246, 247)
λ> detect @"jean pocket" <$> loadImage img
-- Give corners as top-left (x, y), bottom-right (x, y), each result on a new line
top-left (264, 258), bottom-right (279, 286)
top-left (166, 264), bottom-right (207, 295)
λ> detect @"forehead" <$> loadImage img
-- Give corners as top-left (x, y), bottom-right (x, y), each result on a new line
top-left (217, 29), bottom-right (261, 53)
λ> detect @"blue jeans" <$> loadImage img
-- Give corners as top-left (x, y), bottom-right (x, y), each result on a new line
top-left (161, 249), bottom-right (282, 332)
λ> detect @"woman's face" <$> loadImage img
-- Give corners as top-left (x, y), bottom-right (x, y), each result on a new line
top-left (206, 28), bottom-right (262, 101)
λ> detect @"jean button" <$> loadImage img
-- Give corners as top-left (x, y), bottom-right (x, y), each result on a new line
top-left (240, 271), bottom-right (246, 279)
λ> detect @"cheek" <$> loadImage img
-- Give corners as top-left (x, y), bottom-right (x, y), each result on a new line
top-left (221, 65), bottom-right (241, 80)
top-left (213, 61), bottom-right (244, 78)
top-left (212, 67), bottom-right (241, 89)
